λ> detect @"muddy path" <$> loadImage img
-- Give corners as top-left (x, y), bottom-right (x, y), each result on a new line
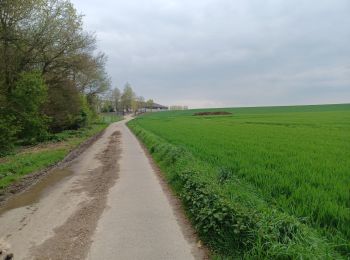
top-left (0, 118), bottom-right (207, 260)
top-left (0, 128), bottom-right (106, 206)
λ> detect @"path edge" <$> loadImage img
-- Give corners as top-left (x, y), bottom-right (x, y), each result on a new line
top-left (0, 128), bottom-right (107, 206)
top-left (127, 124), bottom-right (210, 260)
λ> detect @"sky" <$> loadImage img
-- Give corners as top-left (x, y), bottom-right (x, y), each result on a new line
top-left (71, 0), bottom-right (350, 108)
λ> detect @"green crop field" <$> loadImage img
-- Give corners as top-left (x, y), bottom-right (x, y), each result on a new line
top-left (128, 104), bottom-right (350, 258)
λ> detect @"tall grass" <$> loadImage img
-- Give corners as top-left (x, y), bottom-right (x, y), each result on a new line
top-left (128, 103), bottom-right (350, 258)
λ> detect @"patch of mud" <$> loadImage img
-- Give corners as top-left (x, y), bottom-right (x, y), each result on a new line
top-left (0, 129), bottom-right (106, 206)
top-left (193, 111), bottom-right (232, 116)
top-left (30, 131), bottom-right (121, 260)
top-left (17, 142), bottom-right (69, 155)
top-left (0, 168), bottom-right (73, 217)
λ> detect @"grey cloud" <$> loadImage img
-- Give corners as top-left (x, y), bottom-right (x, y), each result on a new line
top-left (72, 0), bottom-right (350, 108)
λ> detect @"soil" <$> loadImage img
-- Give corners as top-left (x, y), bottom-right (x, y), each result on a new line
top-left (193, 111), bottom-right (232, 116)
top-left (30, 131), bottom-right (121, 260)
top-left (0, 129), bottom-right (106, 206)
top-left (0, 118), bottom-right (208, 259)
top-left (17, 142), bottom-right (69, 155)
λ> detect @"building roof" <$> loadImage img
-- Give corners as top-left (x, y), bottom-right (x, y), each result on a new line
top-left (152, 103), bottom-right (168, 109)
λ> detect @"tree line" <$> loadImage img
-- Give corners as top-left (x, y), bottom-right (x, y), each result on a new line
top-left (0, 0), bottom-right (157, 155)
top-left (0, 0), bottom-right (107, 154)
top-left (100, 83), bottom-right (155, 115)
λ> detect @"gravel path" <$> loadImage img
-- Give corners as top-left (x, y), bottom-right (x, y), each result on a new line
top-left (0, 117), bottom-right (205, 260)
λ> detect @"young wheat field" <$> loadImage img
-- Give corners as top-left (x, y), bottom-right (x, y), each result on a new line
top-left (128, 103), bottom-right (350, 258)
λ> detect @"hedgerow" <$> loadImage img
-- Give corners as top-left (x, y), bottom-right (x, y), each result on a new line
top-left (128, 122), bottom-right (341, 259)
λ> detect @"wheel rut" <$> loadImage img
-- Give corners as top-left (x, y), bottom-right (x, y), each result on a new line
top-left (0, 119), bottom-right (207, 260)
top-left (30, 131), bottom-right (121, 260)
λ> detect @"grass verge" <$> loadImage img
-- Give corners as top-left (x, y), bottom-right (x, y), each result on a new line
top-left (128, 121), bottom-right (342, 259)
top-left (0, 114), bottom-right (122, 190)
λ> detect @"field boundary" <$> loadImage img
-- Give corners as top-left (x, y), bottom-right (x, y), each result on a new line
top-left (128, 121), bottom-right (341, 259)
top-left (135, 128), bottom-right (210, 259)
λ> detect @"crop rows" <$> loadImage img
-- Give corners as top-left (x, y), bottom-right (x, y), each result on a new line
top-left (128, 104), bottom-right (350, 258)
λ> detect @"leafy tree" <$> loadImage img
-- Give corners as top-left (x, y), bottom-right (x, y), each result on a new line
top-left (10, 71), bottom-right (49, 143)
top-left (112, 87), bottom-right (121, 112)
top-left (0, 115), bottom-right (18, 155)
top-left (131, 96), bottom-right (145, 115)
top-left (146, 99), bottom-right (154, 111)
top-left (0, 0), bottom-right (110, 131)
top-left (121, 83), bottom-right (134, 113)
top-left (75, 94), bottom-right (94, 128)
top-left (44, 79), bottom-right (83, 131)
top-left (0, 0), bottom-right (111, 154)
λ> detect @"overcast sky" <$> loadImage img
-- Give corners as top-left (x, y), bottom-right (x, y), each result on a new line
top-left (71, 0), bottom-right (350, 108)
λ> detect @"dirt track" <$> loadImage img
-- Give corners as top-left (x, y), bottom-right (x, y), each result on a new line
top-left (0, 117), bottom-right (206, 260)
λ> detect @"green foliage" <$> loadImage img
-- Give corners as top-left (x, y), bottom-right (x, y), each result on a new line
top-left (128, 103), bottom-right (350, 258)
top-left (0, 0), bottom-right (111, 154)
top-left (100, 103), bottom-right (114, 113)
top-left (0, 120), bottom-right (108, 190)
top-left (178, 170), bottom-right (257, 256)
top-left (73, 94), bottom-right (94, 129)
top-left (0, 115), bottom-right (18, 155)
top-left (44, 82), bottom-right (95, 132)
top-left (120, 83), bottom-right (134, 112)
top-left (0, 149), bottom-right (67, 189)
top-left (99, 113), bottom-right (123, 124)
top-left (10, 72), bottom-right (49, 144)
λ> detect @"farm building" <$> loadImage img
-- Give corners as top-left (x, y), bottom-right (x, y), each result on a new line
top-left (152, 103), bottom-right (168, 110)
top-left (145, 103), bottom-right (168, 112)
top-left (136, 102), bottom-right (168, 113)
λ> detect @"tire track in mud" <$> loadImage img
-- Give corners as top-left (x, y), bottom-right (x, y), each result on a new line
top-left (30, 131), bottom-right (121, 260)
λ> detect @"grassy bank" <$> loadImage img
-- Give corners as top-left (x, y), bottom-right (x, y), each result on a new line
top-left (127, 104), bottom-right (349, 258)
top-left (0, 114), bottom-right (122, 190)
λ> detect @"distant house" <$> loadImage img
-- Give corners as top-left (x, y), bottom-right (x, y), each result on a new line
top-left (138, 103), bottom-right (169, 113)
top-left (152, 103), bottom-right (169, 111)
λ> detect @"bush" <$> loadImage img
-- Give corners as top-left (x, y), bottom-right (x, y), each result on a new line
top-left (0, 115), bottom-right (18, 155)
top-left (44, 80), bottom-right (94, 132)
top-left (10, 71), bottom-right (49, 144)
top-left (71, 95), bottom-right (94, 129)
